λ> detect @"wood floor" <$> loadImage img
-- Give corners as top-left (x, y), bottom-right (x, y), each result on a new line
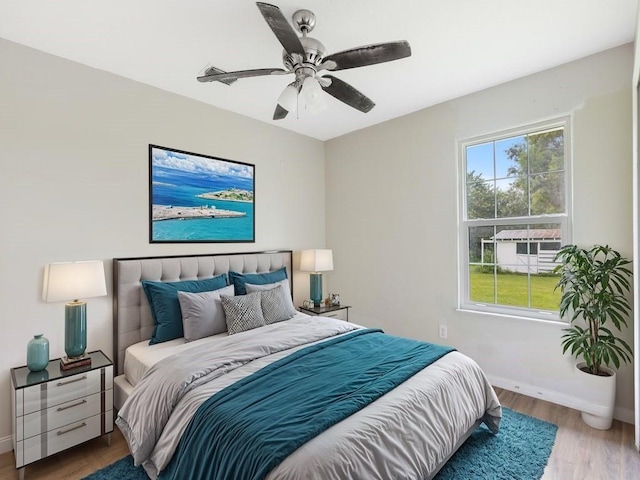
top-left (497, 388), bottom-right (640, 480)
top-left (0, 388), bottom-right (638, 479)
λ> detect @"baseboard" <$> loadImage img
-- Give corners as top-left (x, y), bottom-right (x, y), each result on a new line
top-left (488, 375), bottom-right (635, 425)
top-left (0, 434), bottom-right (13, 455)
top-left (614, 405), bottom-right (635, 425)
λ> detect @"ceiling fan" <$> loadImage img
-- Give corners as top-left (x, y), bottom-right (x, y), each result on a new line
top-left (197, 2), bottom-right (412, 120)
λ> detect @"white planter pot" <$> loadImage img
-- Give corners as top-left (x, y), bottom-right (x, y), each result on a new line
top-left (575, 362), bottom-right (616, 430)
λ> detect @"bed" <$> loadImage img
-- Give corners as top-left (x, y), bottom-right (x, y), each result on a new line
top-left (112, 251), bottom-right (501, 480)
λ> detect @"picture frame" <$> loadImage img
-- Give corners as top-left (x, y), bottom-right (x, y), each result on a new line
top-left (330, 293), bottom-right (340, 306)
top-left (149, 145), bottom-right (255, 243)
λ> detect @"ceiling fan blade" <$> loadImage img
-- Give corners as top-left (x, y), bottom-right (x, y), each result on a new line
top-left (321, 75), bottom-right (375, 113)
top-left (201, 66), bottom-right (238, 85)
top-left (321, 41), bottom-right (411, 71)
top-left (273, 104), bottom-right (289, 120)
top-left (197, 67), bottom-right (290, 83)
top-left (256, 2), bottom-right (306, 57)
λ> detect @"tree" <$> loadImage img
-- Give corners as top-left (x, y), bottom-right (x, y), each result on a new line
top-left (466, 130), bottom-right (564, 221)
top-left (466, 170), bottom-right (494, 219)
top-left (497, 185), bottom-right (527, 218)
top-left (504, 130), bottom-right (565, 215)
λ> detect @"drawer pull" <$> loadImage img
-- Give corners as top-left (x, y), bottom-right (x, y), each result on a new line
top-left (325, 313), bottom-right (337, 317)
top-left (57, 422), bottom-right (86, 436)
top-left (57, 399), bottom-right (87, 412)
top-left (56, 375), bottom-right (87, 387)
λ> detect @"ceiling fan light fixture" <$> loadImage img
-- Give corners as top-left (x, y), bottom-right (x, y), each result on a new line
top-left (305, 95), bottom-right (327, 115)
top-left (277, 83), bottom-right (299, 112)
top-left (301, 76), bottom-right (326, 113)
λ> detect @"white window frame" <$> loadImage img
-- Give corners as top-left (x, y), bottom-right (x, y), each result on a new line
top-left (458, 117), bottom-right (572, 321)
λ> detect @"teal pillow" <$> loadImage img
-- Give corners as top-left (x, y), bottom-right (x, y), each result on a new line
top-left (142, 274), bottom-right (228, 344)
top-left (229, 268), bottom-right (287, 295)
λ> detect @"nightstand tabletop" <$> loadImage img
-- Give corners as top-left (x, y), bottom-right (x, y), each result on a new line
top-left (299, 305), bottom-right (351, 315)
top-left (11, 350), bottom-right (112, 390)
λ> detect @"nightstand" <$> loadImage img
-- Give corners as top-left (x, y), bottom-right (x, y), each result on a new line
top-left (299, 304), bottom-right (351, 321)
top-left (10, 350), bottom-right (114, 480)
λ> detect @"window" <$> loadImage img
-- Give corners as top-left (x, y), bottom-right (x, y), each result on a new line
top-left (459, 119), bottom-right (570, 319)
top-left (516, 242), bottom-right (538, 255)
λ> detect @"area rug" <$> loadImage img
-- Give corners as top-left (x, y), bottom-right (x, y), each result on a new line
top-left (435, 407), bottom-right (558, 479)
top-left (83, 407), bottom-right (557, 480)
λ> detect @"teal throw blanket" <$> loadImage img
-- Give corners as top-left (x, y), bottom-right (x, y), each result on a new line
top-left (160, 329), bottom-right (454, 480)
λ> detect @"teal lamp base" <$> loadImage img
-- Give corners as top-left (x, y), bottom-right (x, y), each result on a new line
top-left (310, 273), bottom-right (323, 307)
top-left (65, 301), bottom-right (87, 359)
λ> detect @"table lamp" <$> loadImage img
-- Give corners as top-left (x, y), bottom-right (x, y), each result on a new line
top-left (42, 260), bottom-right (107, 362)
top-left (300, 249), bottom-right (333, 307)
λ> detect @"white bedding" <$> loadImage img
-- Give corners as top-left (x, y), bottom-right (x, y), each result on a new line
top-left (118, 315), bottom-right (501, 479)
top-left (124, 332), bottom-right (223, 387)
top-left (115, 313), bottom-right (313, 407)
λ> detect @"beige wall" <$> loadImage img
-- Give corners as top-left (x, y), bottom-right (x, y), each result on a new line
top-left (0, 38), bottom-right (326, 451)
top-left (325, 45), bottom-right (634, 421)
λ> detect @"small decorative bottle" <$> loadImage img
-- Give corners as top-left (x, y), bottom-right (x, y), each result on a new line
top-left (27, 334), bottom-right (49, 372)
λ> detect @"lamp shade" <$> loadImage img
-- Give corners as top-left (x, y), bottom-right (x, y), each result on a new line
top-left (300, 249), bottom-right (333, 273)
top-left (301, 76), bottom-right (327, 114)
top-left (43, 261), bottom-right (107, 302)
top-left (277, 83), bottom-right (298, 112)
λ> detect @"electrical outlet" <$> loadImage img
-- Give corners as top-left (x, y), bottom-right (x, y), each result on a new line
top-left (439, 324), bottom-right (448, 339)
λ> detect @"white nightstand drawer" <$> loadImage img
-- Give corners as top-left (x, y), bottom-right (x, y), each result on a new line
top-left (20, 413), bottom-right (103, 466)
top-left (11, 351), bottom-right (114, 474)
top-left (319, 308), bottom-right (348, 321)
top-left (22, 368), bottom-right (103, 415)
top-left (21, 392), bottom-right (106, 441)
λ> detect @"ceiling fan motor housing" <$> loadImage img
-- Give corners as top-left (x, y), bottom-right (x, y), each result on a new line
top-left (282, 36), bottom-right (326, 72)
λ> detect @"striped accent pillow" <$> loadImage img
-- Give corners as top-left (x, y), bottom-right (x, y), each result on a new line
top-left (221, 291), bottom-right (266, 335)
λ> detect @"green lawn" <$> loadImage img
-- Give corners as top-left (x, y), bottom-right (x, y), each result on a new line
top-left (470, 269), bottom-right (561, 311)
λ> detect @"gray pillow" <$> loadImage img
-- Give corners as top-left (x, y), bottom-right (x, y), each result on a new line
top-left (221, 291), bottom-right (266, 335)
top-left (245, 278), bottom-right (296, 317)
top-left (178, 285), bottom-right (234, 342)
top-left (259, 286), bottom-right (297, 324)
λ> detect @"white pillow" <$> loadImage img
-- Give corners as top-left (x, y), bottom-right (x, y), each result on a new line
top-left (177, 285), bottom-right (234, 342)
top-left (245, 278), bottom-right (296, 318)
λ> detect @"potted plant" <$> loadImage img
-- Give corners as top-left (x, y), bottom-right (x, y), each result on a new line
top-left (553, 244), bottom-right (633, 429)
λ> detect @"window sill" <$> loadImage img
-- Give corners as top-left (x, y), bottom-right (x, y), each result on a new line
top-left (457, 305), bottom-right (566, 325)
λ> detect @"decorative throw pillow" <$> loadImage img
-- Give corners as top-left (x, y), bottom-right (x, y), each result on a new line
top-left (228, 267), bottom-right (287, 295)
top-left (221, 291), bottom-right (266, 335)
top-left (245, 279), bottom-right (296, 321)
top-left (259, 286), bottom-right (297, 324)
top-left (178, 285), bottom-right (235, 342)
top-left (142, 274), bottom-right (228, 344)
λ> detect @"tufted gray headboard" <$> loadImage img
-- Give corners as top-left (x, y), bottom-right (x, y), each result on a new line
top-left (112, 250), bottom-right (293, 375)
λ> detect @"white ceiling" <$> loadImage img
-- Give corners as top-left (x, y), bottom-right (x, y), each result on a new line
top-left (0, 0), bottom-right (637, 140)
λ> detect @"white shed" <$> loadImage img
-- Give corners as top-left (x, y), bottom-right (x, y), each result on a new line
top-left (481, 228), bottom-right (561, 274)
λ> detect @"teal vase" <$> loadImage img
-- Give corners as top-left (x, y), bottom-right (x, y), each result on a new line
top-left (27, 334), bottom-right (49, 372)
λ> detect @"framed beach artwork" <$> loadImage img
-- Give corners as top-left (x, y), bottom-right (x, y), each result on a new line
top-left (149, 145), bottom-right (255, 243)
